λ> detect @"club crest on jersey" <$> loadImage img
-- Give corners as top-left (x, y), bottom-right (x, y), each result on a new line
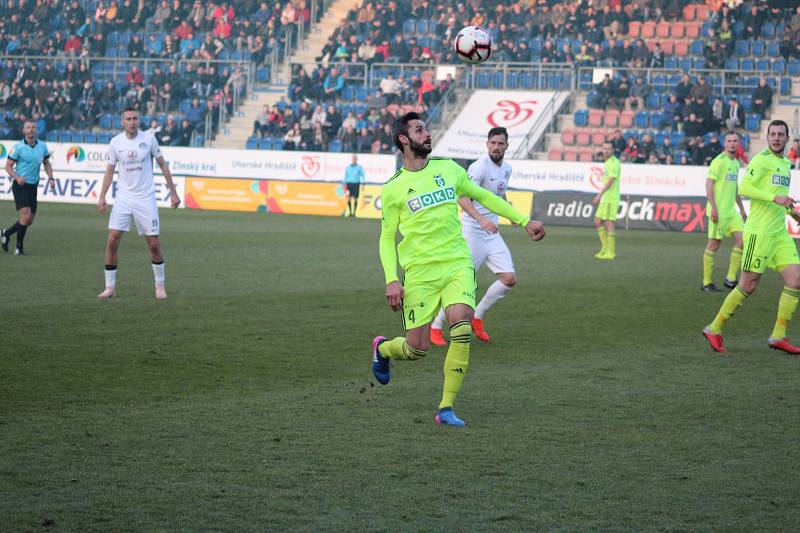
top-left (139, 142), bottom-right (148, 150)
top-left (772, 174), bottom-right (790, 187)
top-left (127, 150), bottom-right (137, 160)
top-left (433, 175), bottom-right (445, 187)
top-left (407, 187), bottom-right (455, 213)
top-left (725, 173), bottom-right (737, 182)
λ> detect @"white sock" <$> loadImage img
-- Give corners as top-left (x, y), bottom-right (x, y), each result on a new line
top-left (474, 280), bottom-right (513, 319)
top-left (104, 267), bottom-right (117, 289)
top-left (432, 308), bottom-right (447, 329)
top-left (152, 261), bottom-right (165, 285)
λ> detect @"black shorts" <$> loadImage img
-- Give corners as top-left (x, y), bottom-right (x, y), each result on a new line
top-left (12, 182), bottom-right (38, 214)
top-left (346, 183), bottom-right (361, 198)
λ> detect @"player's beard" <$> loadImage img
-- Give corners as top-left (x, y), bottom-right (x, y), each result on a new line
top-left (489, 152), bottom-right (504, 164)
top-left (409, 138), bottom-right (432, 157)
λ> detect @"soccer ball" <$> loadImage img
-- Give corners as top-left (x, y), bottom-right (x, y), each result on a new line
top-left (453, 25), bottom-right (492, 65)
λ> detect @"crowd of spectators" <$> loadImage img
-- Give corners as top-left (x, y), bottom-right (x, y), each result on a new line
top-left (268, 63), bottom-right (452, 153)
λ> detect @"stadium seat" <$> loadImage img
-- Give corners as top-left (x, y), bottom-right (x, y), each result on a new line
top-left (735, 40), bottom-right (749, 57)
top-left (578, 150), bottom-right (593, 162)
top-left (46, 132), bottom-right (57, 142)
top-left (751, 41), bottom-right (766, 56)
top-left (561, 129), bottom-right (576, 145)
top-left (258, 138), bottom-right (271, 149)
top-left (548, 148), bottom-right (563, 161)
top-left (771, 59), bottom-right (785, 74)
top-left (656, 23), bottom-right (670, 38)
top-left (628, 21), bottom-right (641, 38)
top-left (620, 110), bottom-right (635, 128)
top-left (675, 41), bottom-right (689, 57)
top-left (679, 58), bottom-right (692, 71)
top-left (575, 131), bottom-right (590, 146)
top-left (665, 57), bottom-right (679, 69)
top-left (329, 139), bottom-right (342, 152)
top-left (563, 150), bottom-right (578, 162)
top-left (588, 110), bottom-right (603, 128)
top-left (756, 59), bottom-right (771, 72)
top-left (506, 71), bottom-right (519, 89)
top-left (695, 5), bottom-right (710, 21)
top-left (402, 19), bottom-right (417, 34)
top-left (635, 112), bottom-right (649, 129)
top-left (781, 77), bottom-right (792, 95)
top-left (604, 110), bottom-right (619, 128)
top-left (726, 58), bottom-right (741, 70)
top-left (682, 5), bottom-right (696, 21)
top-left (591, 131), bottom-right (606, 146)
top-left (741, 94), bottom-right (753, 112)
top-left (762, 23), bottom-right (776, 39)
top-left (768, 42), bottom-right (781, 57)
top-left (746, 114), bottom-right (760, 132)
top-left (686, 22), bottom-right (701, 39)
top-left (246, 138), bottom-right (258, 150)
top-left (641, 22), bottom-right (656, 38)
top-left (690, 40), bottom-right (703, 55)
top-left (660, 40), bottom-right (674, 55)
top-left (693, 58), bottom-right (706, 69)
top-left (574, 109), bottom-right (589, 127)
top-left (671, 23), bottom-right (685, 39)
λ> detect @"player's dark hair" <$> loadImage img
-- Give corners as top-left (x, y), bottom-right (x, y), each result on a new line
top-left (392, 112), bottom-right (421, 151)
top-left (122, 106), bottom-right (140, 115)
top-left (723, 130), bottom-right (739, 139)
top-left (487, 127), bottom-right (508, 141)
top-left (767, 119), bottom-right (789, 136)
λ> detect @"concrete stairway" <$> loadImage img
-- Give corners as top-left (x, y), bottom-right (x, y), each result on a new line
top-left (209, 0), bottom-right (362, 149)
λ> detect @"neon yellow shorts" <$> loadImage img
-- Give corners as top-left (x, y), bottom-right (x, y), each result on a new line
top-left (707, 215), bottom-right (744, 240)
top-left (401, 260), bottom-right (477, 329)
top-left (596, 201), bottom-right (618, 221)
top-left (741, 231), bottom-right (800, 274)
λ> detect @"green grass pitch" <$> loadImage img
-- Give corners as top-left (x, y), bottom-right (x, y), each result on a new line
top-left (1, 202), bottom-right (799, 531)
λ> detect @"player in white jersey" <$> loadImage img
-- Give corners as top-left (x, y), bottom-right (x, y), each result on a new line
top-left (431, 127), bottom-right (518, 345)
top-left (97, 107), bottom-right (181, 299)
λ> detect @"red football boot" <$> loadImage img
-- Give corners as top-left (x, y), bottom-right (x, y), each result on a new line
top-left (768, 338), bottom-right (800, 354)
top-left (471, 318), bottom-right (490, 343)
top-left (702, 327), bottom-right (727, 353)
top-left (430, 327), bottom-right (446, 347)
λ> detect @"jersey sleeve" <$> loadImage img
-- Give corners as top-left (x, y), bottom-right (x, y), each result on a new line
top-left (608, 158), bottom-right (621, 179)
top-left (378, 186), bottom-right (400, 284)
top-left (41, 142), bottom-right (50, 159)
top-left (150, 134), bottom-right (163, 159)
top-left (107, 140), bottom-right (118, 164)
top-left (8, 142), bottom-right (23, 161)
top-left (466, 160), bottom-right (484, 186)
top-left (707, 157), bottom-right (721, 182)
top-left (457, 170), bottom-right (529, 226)
top-left (739, 157), bottom-right (774, 202)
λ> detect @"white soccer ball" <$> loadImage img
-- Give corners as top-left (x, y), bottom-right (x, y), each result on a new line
top-left (453, 25), bottom-right (492, 65)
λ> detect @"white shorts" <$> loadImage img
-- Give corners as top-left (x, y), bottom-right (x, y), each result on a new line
top-left (463, 227), bottom-right (515, 274)
top-left (109, 196), bottom-right (160, 236)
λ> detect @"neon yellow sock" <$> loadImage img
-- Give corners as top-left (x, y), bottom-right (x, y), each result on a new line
top-left (703, 248), bottom-right (716, 285)
top-left (607, 232), bottom-right (616, 256)
top-left (708, 286), bottom-right (749, 334)
top-left (770, 287), bottom-right (800, 340)
top-left (439, 320), bottom-right (471, 409)
top-left (378, 337), bottom-right (428, 360)
top-left (726, 247), bottom-right (742, 282)
top-left (596, 227), bottom-right (608, 252)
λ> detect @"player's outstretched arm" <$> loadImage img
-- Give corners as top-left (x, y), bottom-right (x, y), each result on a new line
top-left (459, 177), bottom-right (528, 226)
top-left (457, 197), bottom-right (497, 234)
top-left (524, 220), bottom-right (546, 241)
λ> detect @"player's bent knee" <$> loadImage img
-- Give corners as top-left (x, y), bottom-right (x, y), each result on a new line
top-left (402, 341), bottom-right (429, 360)
top-left (499, 274), bottom-right (516, 287)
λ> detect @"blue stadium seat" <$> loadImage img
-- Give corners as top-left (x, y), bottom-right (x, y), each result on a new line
top-left (256, 67), bottom-right (270, 83)
top-left (402, 19), bottom-right (417, 34)
top-left (329, 139), bottom-right (342, 152)
top-left (665, 57), bottom-right (679, 69)
top-left (781, 77), bottom-right (792, 95)
top-left (246, 137), bottom-right (258, 150)
top-left (646, 94), bottom-right (660, 109)
top-left (85, 133), bottom-right (97, 144)
top-left (788, 60), bottom-right (800, 76)
top-left (46, 132), bottom-right (57, 142)
top-left (746, 114), bottom-right (760, 132)
top-left (355, 87), bottom-right (369, 101)
top-left (671, 131), bottom-right (684, 147)
top-left (741, 94), bottom-right (753, 111)
top-left (741, 134), bottom-right (750, 150)
top-left (756, 59), bottom-right (770, 72)
top-left (679, 58), bottom-right (693, 72)
top-left (634, 112), bottom-right (649, 129)
top-left (772, 59), bottom-right (785, 73)
top-left (732, 21), bottom-right (744, 37)
top-left (342, 86), bottom-right (354, 100)
top-left (649, 112), bottom-right (664, 128)
top-left (768, 41), bottom-right (781, 56)
top-left (506, 71), bottom-right (519, 89)
top-left (693, 58), bottom-right (705, 69)
top-left (735, 41), bottom-right (749, 57)
top-left (654, 132), bottom-right (667, 147)
top-left (740, 58), bottom-right (755, 71)
top-left (272, 139), bottom-right (284, 150)
top-left (427, 21), bottom-right (437, 35)
top-left (476, 72), bottom-right (490, 89)
top-left (529, 39), bottom-right (541, 54)
top-left (574, 109), bottom-right (588, 127)
top-left (761, 23), bottom-right (775, 39)
top-left (691, 40), bottom-right (704, 56)
top-left (259, 138), bottom-right (272, 150)
top-left (417, 20), bottom-right (429, 34)
top-left (751, 40), bottom-right (765, 56)
top-left (492, 71), bottom-right (504, 88)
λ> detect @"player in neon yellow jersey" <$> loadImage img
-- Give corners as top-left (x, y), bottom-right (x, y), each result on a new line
top-left (703, 120), bottom-right (800, 354)
top-left (371, 112), bottom-right (546, 427)
top-left (702, 131), bottom-right (747, 292)
top-left (592, 142), bottom-right (620, 260)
